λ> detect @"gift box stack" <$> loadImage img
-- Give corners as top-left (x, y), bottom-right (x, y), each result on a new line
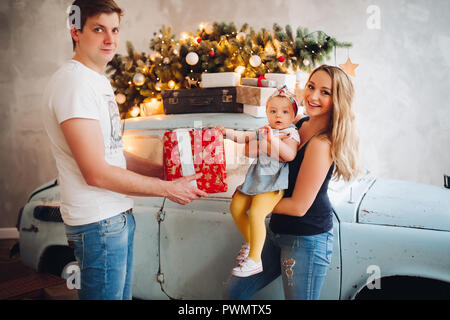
top-left (162, 72), bottom-right (243, 114)
top-left (237, 73), bottom-right (297, 118)
top-left (163, 128), bottom-right (228, 194)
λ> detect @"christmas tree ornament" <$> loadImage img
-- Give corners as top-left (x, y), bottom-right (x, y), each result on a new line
top-left (186, 52), bottom-right (199, 65)
top-left (133, 73), bottom-right (146, 86)
top-left (249, 55), bottom-right (262, 68)
top-left (209, 50), bottom-right (215, 57)
top-left (149, 50), bottom-right (159, 62)
top-left (168, 80), bottom-right (176, 89)
top-left (197, 37), bottom-right (202, 43)
top-left (155, 82), bottom-right (162, 91)
top-left (163, 57), bottom-right (170, 64)
top-left (115, 93), bottom-right (126, 105)
top-left (339, 58), bottom-right (359, 77)
top-left (278, 56), bottom-right (285, 63)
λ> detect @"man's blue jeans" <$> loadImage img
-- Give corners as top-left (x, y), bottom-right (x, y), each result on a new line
top-left (226, 228), bottom-right (333, 300)
top-left (65, 211), bottom-right (136, 300)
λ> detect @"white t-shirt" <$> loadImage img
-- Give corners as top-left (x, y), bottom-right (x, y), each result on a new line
top-left (277, 125), bottom-right (300, 144)
top-left (42, 59), bottom-right (133, 226)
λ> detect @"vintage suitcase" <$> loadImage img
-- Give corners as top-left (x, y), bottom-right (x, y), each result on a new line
top-left (161, 87), bottom-right (243, 114)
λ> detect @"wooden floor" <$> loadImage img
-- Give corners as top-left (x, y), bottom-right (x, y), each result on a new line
top-left (0, 239), bottom-right (78, 300)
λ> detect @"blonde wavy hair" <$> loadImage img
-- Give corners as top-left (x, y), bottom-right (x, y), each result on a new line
top-left (308, 65), bottom-right (360, 182)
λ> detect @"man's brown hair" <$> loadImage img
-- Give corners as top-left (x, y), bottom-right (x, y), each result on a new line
top-left (69, 0), bottom-right (124, 50)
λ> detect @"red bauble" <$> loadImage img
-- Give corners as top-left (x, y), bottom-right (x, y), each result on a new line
top-left (197, 38), bottom-right (202, 43)
top-left (278, 56), bottom-right (285, 63)
top-left (209, 50), bottom-right (215, 57)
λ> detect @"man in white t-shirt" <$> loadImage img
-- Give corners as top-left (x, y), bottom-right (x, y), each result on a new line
top-left (41, 0), bottom-right (207, 300)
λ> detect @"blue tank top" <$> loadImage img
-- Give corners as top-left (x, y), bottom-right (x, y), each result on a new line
top-left (269, 138), bottom-right (335, 236)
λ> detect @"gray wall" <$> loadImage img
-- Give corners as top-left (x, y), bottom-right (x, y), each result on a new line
top-left (1, 0), bottom-right (449, 227)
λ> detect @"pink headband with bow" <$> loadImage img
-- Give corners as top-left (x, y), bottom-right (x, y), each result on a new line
top-left (269, 85), bottom-right (298, 116)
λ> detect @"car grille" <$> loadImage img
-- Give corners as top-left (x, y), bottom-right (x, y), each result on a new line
top-left (33, 206), bottom-right (63, 223)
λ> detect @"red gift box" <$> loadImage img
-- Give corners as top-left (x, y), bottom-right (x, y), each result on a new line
top-left (163, 128), bottom-right (228, 193)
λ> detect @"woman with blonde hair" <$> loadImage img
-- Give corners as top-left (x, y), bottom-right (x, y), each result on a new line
top-left (226, 65), bottom-right (360, 300)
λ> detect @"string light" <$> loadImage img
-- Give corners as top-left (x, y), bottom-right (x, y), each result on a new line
top-left (130, 105), bottom-right (140, 117)
top-left (235, 66), bottom-right (245, 74)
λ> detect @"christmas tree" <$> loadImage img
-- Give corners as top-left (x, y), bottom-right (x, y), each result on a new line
top-left (106, 22), bottom-right (351, 118)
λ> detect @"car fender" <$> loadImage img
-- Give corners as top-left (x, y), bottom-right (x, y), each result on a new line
top-left (19, 199), bottom-right (67, 270)
top-left (340, 222), bottom-right (450, 300)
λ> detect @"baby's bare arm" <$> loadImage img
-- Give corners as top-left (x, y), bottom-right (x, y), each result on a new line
top-left (261, 135), bottom-right (299, 162)
top-left (215, 126), bottom-right (258, 144)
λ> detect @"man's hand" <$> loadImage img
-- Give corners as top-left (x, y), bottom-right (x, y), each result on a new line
top-left (165, 173), bottom-right (208, 205)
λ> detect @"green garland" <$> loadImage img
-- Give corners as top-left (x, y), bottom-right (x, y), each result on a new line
top-left (106, 22), bottom-right (352, 118)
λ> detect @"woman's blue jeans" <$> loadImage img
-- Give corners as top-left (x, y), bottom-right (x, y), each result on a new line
top-left (226, 227), bottom-right (333, 300)
top-left (65, 211), bottom-right (136, 300)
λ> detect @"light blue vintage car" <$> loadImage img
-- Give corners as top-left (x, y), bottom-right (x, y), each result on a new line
top-left (16, 113), bottom-right (450, 299)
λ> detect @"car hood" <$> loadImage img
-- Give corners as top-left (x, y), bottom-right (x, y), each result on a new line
top-left (358, 178), bottom-right (450, 232)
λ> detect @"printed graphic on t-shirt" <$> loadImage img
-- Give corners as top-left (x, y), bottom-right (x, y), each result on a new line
top-left (106, 95), bottom-right (123, 151)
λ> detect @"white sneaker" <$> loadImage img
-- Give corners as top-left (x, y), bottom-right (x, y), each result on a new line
top-left (232, 257), bottom-right (263, 277)
top-left (235, 242), bottom-right (250, 263)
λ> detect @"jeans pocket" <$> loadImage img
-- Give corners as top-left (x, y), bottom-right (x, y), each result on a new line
top-left (103, 214), bottom-right (127, 236)
top-left (66, 233), bottom-right (82, 242)
top-left (325, 233), bottom-right (334, 264)
top-left (299, 235), bottom-right (316, 250)
top-left (66, 233), bottom-right (84, 269)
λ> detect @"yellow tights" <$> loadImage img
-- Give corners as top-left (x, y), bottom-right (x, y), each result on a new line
top-left (229, 189), bottom-right (284, 262)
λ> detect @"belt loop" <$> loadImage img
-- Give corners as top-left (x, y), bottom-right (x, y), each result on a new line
top-left (122, 208), bottom-right (133, 215)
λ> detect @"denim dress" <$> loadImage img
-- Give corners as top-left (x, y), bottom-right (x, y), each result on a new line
top-left (237, 125), bottom-right (300, 195)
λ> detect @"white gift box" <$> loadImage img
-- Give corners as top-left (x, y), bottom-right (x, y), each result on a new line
top-left (243, 105), bottom-right (267, 118)
top-left (264, 73), bottom-right (296, 89)
top-left (201, 72), bottom-right (241, 88)
top-left (236, 86), bottom-right (278, 106)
